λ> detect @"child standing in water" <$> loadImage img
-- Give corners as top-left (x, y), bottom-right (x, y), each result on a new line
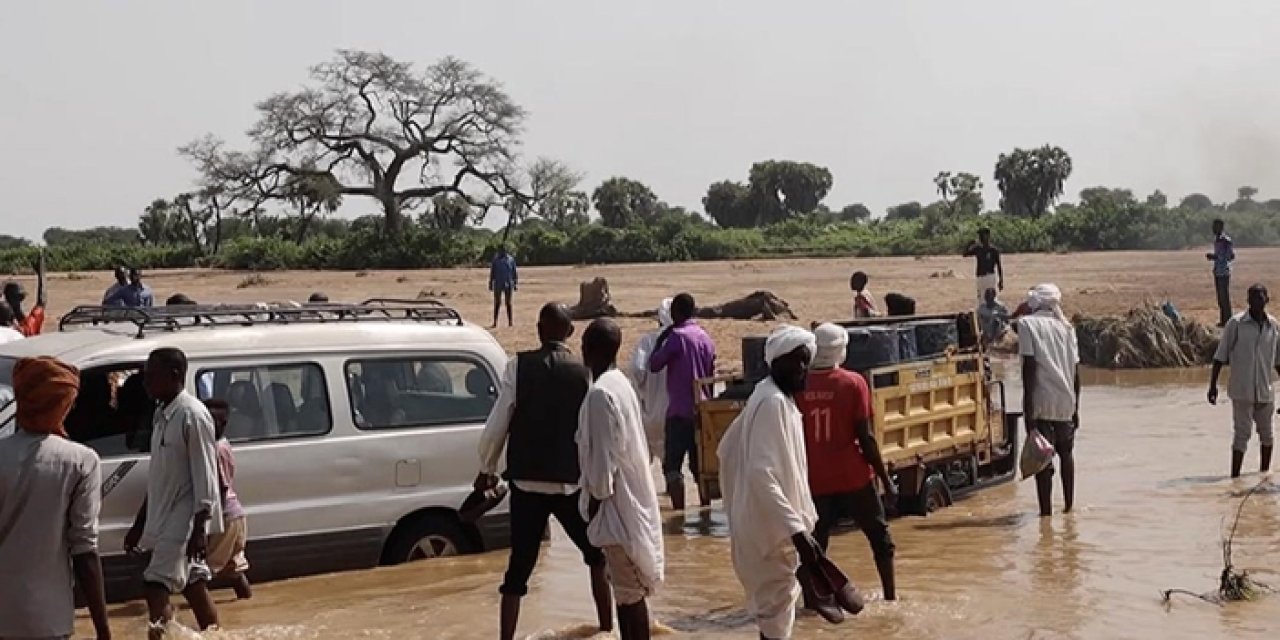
top-left (204, 399), bottom-right (253, 599)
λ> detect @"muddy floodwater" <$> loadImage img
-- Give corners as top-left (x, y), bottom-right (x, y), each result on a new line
top-left (81, 368), bottom-right (1280, 639)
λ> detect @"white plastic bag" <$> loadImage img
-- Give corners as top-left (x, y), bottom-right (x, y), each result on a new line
top-left (1019, 430), bottom-right (1055, 480)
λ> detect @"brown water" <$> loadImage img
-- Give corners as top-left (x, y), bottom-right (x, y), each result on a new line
top-left (82, 369), bottom-right (1280, 639)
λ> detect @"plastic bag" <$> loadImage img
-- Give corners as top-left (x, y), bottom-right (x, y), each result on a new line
top-left (1020, 430), bottom-right (1055, 480)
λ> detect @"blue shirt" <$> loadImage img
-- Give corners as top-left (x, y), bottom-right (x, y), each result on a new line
top-left (1213, 234), bottom-right (1235, 277)
top-left (490, 254), bottom-right (518, 290)
top-left (105, 283), bottom-right (154, 308)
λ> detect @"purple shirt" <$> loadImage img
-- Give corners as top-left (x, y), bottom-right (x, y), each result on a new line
top-left (649, 320), bottom-right (717, 419)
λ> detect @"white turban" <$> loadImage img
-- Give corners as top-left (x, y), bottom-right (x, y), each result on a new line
top-left (764, 324), bottom-right (817, 366)
top-left (657, 297), bottom-right (674, 328)
top-left (1026, 283), bottom-right (1067, 322)
top-left (811, 323), bottom-right (848, 369)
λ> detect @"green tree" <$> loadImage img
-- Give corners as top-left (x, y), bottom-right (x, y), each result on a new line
top-left (1229, 186), bottom-right (1260, 213)
top-left (507, 159), bottom-right (590, 232)
top-left (1145, 190), bottom-right (1168, 208)
top-left (0, 235), bottom-right (29, 250)
top-left (885, 201), bottom-right (924, 221)
top-left (934, 171), bottom-right (985, 217)
top-left (421, 193), bottom-right (483, 231)
top-left (280, 170), bottom-right (344, 242)
top-left (993, 145), bottom-right (1073, 217)
top-left (592, 177), bottom-right (659, 229)
top-left (43, 227), bottom-right (139, 246)
top-left (1179, 193), bottom-right (1215, 211)
top-left (187, 50), bottom-right (526, 233)
top-left (838, 203), bottom-right (872, 223)
top-left (703, 180), bottom-right (755, 228)
top-left (747, 160), bottom-right (833, 224)
top-left (1079, 187), bottom-right (1136, 209)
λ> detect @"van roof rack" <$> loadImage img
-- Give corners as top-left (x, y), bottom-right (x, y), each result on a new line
top-left (58, 298), bottom-right (464, 338)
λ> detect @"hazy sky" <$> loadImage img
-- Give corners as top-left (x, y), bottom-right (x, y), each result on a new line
top-left (4, 1), bottom-right (1280, 240)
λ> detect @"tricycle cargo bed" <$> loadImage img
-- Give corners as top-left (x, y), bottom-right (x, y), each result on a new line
top-left (695, 312), bottom-right (1016, 514)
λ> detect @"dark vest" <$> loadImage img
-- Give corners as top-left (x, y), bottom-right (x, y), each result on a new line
top-left (505, 341), bottom-right (591, 484)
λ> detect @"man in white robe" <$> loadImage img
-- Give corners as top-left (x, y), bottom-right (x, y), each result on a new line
top-left (717, 325), bottom-right (820, 640)
top-left (628, 298), bottom-right (673, 465)
top-left (578, 318), bottom-right (665, 639)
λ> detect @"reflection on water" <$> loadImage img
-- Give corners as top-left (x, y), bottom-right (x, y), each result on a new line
top-left (80, 370), bottom-right (1280, 639)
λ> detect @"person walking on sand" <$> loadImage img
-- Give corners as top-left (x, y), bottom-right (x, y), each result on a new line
top-left (1207, 218), bottom-right (1235, 327)
top-left (578, 318), bottom-right (665, 640)
top-left (850, 271), bottom-right (879, 319)
top-left (628, 298), bottom-right (673, 469)
top-left (123, 347), bottom-right (223, 636)
top-left (1018, 284), bottom-right (1081, 517)
top-left (963, 227), bottom-right (1004, 305)
top-left (4, 249), bottom-right (48, 336)
top-left (649, 293), bottom-right (717, 511)
top-left (1208, 284), bottom-right (1280, 478)
top-left (204, 399), bottom-right (252, 600)
top-left (477, 302), bottom-right (613, 640)
top-left (489, 245), bottom-right (518, 328)
top-left (717, 325), bottom-right (820, 640)
top-left (795, 323), bottom-right (898, 602)
top-left (0, 357), bottom-right (112, 640)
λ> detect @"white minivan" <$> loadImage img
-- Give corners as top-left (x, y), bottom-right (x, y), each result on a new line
top-left (0, 300), bottom-right (510, 601)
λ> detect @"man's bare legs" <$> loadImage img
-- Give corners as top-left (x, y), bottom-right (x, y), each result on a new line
top-left (144, 583), bottom-right (174, 639)
top-left (618, 600), bottom-right (651, 640)
top-left (499, 566), bottom-right (612, 640)
top-left (182, 580), bottom-right (220, 629)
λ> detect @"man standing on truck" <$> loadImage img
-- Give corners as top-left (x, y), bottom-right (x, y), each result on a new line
top-left (963, 228), bottom-right (1003, 305)
top-left (477, 302), bottom-right (613, 640)
top-left (649, 292), bottom-right (717, 511)
top-left (124, 347), bottom-right (223, 636)
top-left (1208, 283), bottom-right (1280, 478)
top-left (1018, 284), bottom-right (1081, 517)
top-left (1206, 218), bottom-right (1235, 327)
top-left (717, 325), bottom-right (820, 640)
top-left (795, 323), bottom-right (897, 601)
top-left (4, 249), bottom-right (47, 336)
top-left (489, 245), bottom-right (518, 328)
top-left (578, 318), bottom-right (665, 640)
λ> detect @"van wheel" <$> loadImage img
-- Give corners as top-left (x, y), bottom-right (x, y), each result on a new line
top-left (384, 515), bottom-right (474, 564)
top-left (916, 474), bottom-right (952, 515)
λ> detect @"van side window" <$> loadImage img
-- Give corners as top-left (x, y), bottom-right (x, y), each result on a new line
top-left (196, 363), bottom-right (331, 442)
top-left (345, 357), bottom-right (497, 430)
top-left (65, 366), bottom-right (153, 459)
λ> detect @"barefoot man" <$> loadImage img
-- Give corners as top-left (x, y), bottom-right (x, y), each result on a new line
top-left (124, 347), bottom-right (223, 635)
top-left (718, 325), bottom-right (820, 640)
top-left (477, 302), bottom-right (613, 640)
top-left (1018, 284), bottom-right (1081, 516)
top-left (1208, 283), bottom-right (1280, 477)
top-left (578, 318), bottom-right (665, 640)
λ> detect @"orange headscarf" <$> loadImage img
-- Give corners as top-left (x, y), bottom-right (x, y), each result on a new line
top-left (13, 356), bottom-right (80, 437)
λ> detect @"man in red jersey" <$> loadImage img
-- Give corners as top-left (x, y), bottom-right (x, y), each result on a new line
top-left (795, 323), bottom-right (898, 601)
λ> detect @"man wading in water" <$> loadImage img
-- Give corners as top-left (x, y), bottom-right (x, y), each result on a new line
top-left (124, 348), bottom-right (223, 636)
top-left (718, 325), bottom-right (820, 640)
top-left (577, 318), bottom-right (665, 640)
top-left (649, 293), bottom-right (717, 510)
top-left (795, 323), bottom-right (897, 601)
top-left (477, 302), bottom-right (612, 640)
top-left (1018, 284), bottom-right (1080, 516)
top-left (1208, 284), bottom-right (1280, 478)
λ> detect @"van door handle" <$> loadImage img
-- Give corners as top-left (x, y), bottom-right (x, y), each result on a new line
top-left (395, 459), bottom-right (421, 487)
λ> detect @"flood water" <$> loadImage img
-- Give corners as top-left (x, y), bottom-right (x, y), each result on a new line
top-left (81, 367), bottom-right (1280, 639)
